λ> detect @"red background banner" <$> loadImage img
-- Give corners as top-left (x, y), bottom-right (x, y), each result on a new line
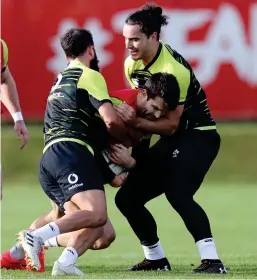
top-left (2, 0), bottom-right (257, 120)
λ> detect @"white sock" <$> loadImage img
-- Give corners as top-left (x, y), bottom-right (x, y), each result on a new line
top-left (44, 237), bottom-right (59, 247)
top-left (31, 222), bottom-right (60, 242)
top-left (58, 247), bottom-right (78, 266)
top-left (196, 238), bottom-right (219, 260)
top-left (142, 241), bottom-right (165, 260)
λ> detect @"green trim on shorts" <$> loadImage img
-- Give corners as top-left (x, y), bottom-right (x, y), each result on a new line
top-left (43, 137), bottom-right (94, 155)
top-left (194, 125), bottom-right (216, 131)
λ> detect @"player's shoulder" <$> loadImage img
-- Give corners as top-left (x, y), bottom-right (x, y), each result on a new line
top-left (75, 64), bottom-right (108, 93)
top-left (82, 67), bottom-right (106, 84)
top-left (1, 39), bottom-right (9, 59)
top-left (68, 61), bottom-right (106, 84)
top-left (1, 39), bottom-right (9, 70)
top-left (110, 88), bottom-right (139, 98)
top-left (1, 39), bottom-right (8, 49)
top-left (163, 42), bottom-right (191, 70)
top-left (1, 39), bottom-right (8, 54)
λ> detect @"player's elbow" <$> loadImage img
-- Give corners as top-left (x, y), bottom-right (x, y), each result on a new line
top-left (99, 102), bottom-right (125, 133)
top-left (105, 116), bottom-right (128, 141)
top-left (105, 115), bottom-right (123, 132)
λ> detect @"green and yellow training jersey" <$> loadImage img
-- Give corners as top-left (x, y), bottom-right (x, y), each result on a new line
top-left (43, 60), bottom-right (112, 153)
top-left (125, 41), bottom-right (216, 131)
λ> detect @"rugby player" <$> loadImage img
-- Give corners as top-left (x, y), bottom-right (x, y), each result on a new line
top-left (0, 39), bottom-right (29, 199)
top-left (1, 72), bottom-right (180, 275)
top-left (15, 27), bottom-right (133, 275)
top-left (114, 4), bottom-right (227, 274)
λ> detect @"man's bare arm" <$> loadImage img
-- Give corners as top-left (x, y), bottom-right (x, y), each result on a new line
top-left (134, 105), bottom-right (184, 135)
top-left (1, 66), bottom-right (29, 149)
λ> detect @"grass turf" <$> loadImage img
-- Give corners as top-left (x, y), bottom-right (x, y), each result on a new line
top-left (1, 184), bottom-right (257, 279)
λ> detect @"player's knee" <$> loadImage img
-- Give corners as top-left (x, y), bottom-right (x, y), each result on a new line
top-left (115, 190), bottom-right (130, 213)
top-left (100, 232), bottom-right (116, 249)
top-left (166, 191), bottom-right (192, 212)
top-left (90, 227), bottom-right (104, 241)
top-left (93, 230), bottom-right (116, 250)
top-left (104, 227), bottom-right (116, 247)
top-left (92, 212), bottom-right (107, 227)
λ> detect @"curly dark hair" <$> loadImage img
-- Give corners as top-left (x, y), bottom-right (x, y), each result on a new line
top-left (125, 4), bottom-right (169, 39)
top-left (143, 73), bottom-right (180, 110)
top-left (60, 28), bottom-right (94, 59)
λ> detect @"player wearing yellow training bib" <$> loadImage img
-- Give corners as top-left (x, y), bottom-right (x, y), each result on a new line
top-left (18, 28), bottom-right (130, 275)
top-left (43, 60), bottom-right (113, 153)
top-left (125, 41), bottom-right (216, 131)
top-left (0, 39), bottom-right (29, 201)
top-left (114, 4), bottom-right (227, 275)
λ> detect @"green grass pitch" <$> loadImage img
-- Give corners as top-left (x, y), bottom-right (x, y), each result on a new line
top-left (1, 184), bottom-right (257, 279)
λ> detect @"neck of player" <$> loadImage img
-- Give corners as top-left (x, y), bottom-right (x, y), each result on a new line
top-left (69, 57), bottom-right (91, 68)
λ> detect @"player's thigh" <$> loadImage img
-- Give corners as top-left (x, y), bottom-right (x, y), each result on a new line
top-left (165, 130), bottom-right (220, 198)
top-left (39, 155), bottom-right (65, 211)
top-left (116, 149), bottom-right (167, 206)
top-left (71, 190), bottom-right (106, 218)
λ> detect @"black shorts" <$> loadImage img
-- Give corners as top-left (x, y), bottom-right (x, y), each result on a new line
top-left (39, 141), bottom-right (104, 211)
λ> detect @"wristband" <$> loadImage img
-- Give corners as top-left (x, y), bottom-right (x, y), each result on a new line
top-left (12, 112), bottom-right (23, 122)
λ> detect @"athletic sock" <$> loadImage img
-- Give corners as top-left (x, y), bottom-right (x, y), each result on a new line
top-left (196, 238), bottom-right (219, 260)
top-left (142, 241), bottom-right (165, 260)
top-left (31, 222), bottom-right (60, 242)
top-left (58, 247), bottom-right (78, 266)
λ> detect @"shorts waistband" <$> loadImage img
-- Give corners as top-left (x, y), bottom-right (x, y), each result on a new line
top-left (43, 138), bottom-right (94, 155)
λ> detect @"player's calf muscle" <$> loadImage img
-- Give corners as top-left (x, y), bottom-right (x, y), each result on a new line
top-left (67, 227), bottom-right (104, 256)
top-left (92, 231), bottom-right (116, 250)
top-left (91, 219), bottom-right (116, 250)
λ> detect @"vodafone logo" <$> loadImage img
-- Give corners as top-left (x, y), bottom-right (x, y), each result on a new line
top-left (68, 173), bottom-right (78, 184)
top-left (67, 174), bottom-right (83, 191)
